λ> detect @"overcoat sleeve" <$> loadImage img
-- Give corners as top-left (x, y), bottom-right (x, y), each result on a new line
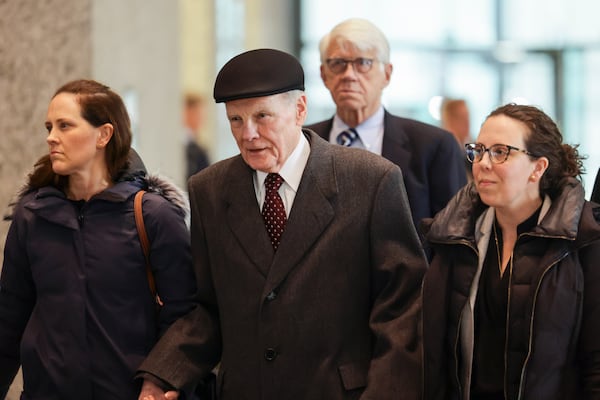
top-left (137, 177), bottom-right (221, 396)
top-left (361, 165), bottom-right (428, 400)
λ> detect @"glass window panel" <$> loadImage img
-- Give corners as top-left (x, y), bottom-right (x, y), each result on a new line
top-left (301, 0), bottom-right (496, 47)
top-left (503, 0), bottom-right (600, 45)
top-left (440, 0), bottom-right (495, 46)
top-left (383, 51), bottom-right (445, 124)
top-left (502, 54), bottom-right (555, 115)
top-left (214, 0), bottom-right (246, 159)
top-left (579, 50), bottom-right (600, 196)
top-left (442, 55), bottom-right (499, 136)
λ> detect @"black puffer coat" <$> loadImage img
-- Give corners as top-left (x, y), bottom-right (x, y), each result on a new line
top-left (422, 178), bottom-right (600, 400)
top-left (0, 173), bottom-right (196, 400)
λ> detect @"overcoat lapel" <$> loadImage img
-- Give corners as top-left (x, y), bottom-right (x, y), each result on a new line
top-left (263, 132), bottom-right (337, 296)
top-left (224, 159), bottom-right (274, 276)
top-left (222, 132), bottom-right (337, 287)
top-left (381, 111), bottom-right (410, 166)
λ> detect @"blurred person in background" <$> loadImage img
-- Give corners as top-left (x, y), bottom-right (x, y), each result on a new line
top-left (183, 92), bottom-right (210, 181)
top-left (441, 98), bottom-right (472, 147)
top-left (0, 79), bottom-right (196, 399)
top-left (421, 103), bottom-right (600, 400)
top-left (441, 97), bottom-right (473, 181)
top-left (306, 18), bottom-right (467, 228)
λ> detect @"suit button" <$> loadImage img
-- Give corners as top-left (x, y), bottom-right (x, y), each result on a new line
top-left (266, 290), bottom-right (277, 301)
top-left (264, 348), bottom-right (278, 361)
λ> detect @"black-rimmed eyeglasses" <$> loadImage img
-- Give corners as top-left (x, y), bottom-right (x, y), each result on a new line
top-left (465, 143), bottom-right (538, 164)
top-left (325, 58), bottom-right (376, 74)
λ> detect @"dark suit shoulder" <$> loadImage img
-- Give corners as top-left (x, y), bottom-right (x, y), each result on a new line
top-left (385, 113), bottom-right (454, 142)
top-left (383, 113), bottom-right (462, 167)
top-left (306, 113), bottom-right (455, 145)
top-left (304, 119), bottom-right (332, 141)
top-left (592, 167), bottom-right (600, 204)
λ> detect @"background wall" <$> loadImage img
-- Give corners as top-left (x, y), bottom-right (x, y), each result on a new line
top-left (0, 0), bottom-right (93, 278)
top-left (92, 0), bottom-right (183, 186)
top-left (0, 1), bottom-right (92, 396)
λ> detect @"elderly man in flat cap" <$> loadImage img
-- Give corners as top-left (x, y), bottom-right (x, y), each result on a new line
top-left (137, 48), bottom-right (427, 400)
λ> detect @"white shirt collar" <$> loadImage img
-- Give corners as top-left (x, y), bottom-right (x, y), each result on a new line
top-left (254, 132), bottom-right (310, 215)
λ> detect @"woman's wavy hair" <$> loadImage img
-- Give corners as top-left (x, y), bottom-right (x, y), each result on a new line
top-left (28, 79), bottom-right (132, 190)
top-left (487, 103), bottom-right (585, 199)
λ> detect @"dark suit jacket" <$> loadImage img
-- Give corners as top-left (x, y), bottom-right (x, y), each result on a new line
top-left (139, 130), bottom-right (427, 400)
top-left (186, 140), bottom-right (210, 181)
top-left (592, 167), bottom-right (600, 203)
top-left (306, 110), bottom-right (467, 228)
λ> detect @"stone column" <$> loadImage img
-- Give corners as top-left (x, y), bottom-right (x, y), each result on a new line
top-left (0, 0), bottom-right (93, 264)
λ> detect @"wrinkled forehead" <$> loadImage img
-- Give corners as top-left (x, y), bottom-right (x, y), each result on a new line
top-left (328, 37), bottom-right (377, 57)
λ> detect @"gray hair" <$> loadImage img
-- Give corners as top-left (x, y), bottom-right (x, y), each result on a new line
top-left (319, 18), bottom-right (390, 64)
top-left (281, 89), bottom-right (305, 104)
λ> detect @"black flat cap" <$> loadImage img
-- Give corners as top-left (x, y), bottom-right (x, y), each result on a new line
top-left (213, 48), bottom-right (304, 103)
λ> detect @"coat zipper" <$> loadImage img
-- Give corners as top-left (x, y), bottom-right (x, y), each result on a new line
top-left (514, 251), bottom-right (568, 400)
top-left (503, 255), bottom-right (514, 400)
top-left (453, 240), bottom-right (479, 400)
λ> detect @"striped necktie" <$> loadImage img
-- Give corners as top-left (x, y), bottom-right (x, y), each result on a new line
top-left (336, 128), bottom-right (358, 147)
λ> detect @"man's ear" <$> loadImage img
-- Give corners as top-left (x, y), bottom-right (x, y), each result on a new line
top-left (383, 62), bottom-right (393, 88)
top-left (320, 64), bottom-right (328, 84)
top-left (296, 93), bottom-right (308, 126)
top-left (97, 123), bottom-right (114, 148)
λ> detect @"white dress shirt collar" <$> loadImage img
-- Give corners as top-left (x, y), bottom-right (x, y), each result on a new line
top-left (254, 131), bottom-right (310, 216)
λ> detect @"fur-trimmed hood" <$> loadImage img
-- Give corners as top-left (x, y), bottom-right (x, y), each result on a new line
top-left (143, 174), bottom-right (189, 218)
top-left (4, 173), bottom-right (188, 221)
top-left (4, 148), bottom-right (189, 220)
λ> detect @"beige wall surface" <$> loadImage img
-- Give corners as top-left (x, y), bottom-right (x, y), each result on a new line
top-left (92, 0), bottom-right (183, 187)
top-left (180, 0), bottom-right (217, 159)
top-left (0, 0), bottom-right (93, 272)
top-left (0, 2), bottom-right (93, 397)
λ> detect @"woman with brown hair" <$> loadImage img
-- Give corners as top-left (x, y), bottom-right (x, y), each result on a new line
top-left (0, 79), bottom-right (196, 399)
top-left (422, 103), bottom-right (600, 399)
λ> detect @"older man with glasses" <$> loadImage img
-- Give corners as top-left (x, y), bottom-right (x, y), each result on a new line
top-left (306, 18), bottom-right (467, 230)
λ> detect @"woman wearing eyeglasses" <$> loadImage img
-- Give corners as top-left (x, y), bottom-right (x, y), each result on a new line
top-left (421, 103), bottom-right (600, 400)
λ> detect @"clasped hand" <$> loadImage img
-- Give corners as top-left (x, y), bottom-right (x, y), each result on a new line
top-left (139, 379), bottom-right (179, 400)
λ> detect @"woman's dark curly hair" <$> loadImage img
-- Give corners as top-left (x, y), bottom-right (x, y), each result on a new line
top-left (28, 79), bottom-right (132, 191)
top-left (486, 103), bottom-right (585, 199)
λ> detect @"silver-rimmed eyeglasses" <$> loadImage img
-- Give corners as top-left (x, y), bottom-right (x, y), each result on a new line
top-left (465, 143), bottom-right (537, 164)
top-left (325, 58), bottom-right (375, 74)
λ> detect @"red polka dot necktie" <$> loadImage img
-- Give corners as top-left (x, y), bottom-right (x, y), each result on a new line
top-left (262, 173), bottom-right (287, 250)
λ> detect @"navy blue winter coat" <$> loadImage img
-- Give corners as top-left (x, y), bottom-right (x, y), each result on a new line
top-left (0, 175), bottom-right (197, 400)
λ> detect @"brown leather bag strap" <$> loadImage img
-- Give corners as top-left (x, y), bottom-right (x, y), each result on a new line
top-left (134, 190), bottom-right (160, 304)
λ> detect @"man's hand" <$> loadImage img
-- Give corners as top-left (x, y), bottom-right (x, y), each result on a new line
top-left (139, 379), bottom-right (179, 400)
